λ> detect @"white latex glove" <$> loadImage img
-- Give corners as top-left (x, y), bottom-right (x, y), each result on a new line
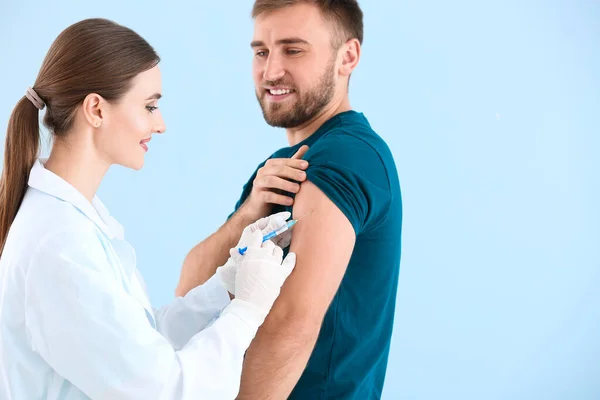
top-left (234, 230), bottom-right (296, 315)
top-left (216, 211), bottom-right (291, 295)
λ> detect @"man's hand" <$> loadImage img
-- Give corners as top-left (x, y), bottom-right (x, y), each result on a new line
top-left (240, 145), bottom-right (310, 220)
top-left (176, 146), bottom-right (308, 297)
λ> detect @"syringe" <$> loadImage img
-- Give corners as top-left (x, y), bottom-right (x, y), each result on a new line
top-left (237, 211), bottom-right (313, 255)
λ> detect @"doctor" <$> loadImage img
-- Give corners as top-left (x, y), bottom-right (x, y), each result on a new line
top-left (0, 18), bottom-right (295, 400)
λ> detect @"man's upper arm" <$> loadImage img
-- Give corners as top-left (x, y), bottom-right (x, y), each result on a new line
top-left (270, 180), bottom-right (356, 326)
top-left (263, 131), bottom-right (388, 326)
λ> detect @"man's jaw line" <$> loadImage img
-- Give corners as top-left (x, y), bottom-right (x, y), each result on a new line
top-left (285, 96), bottom-right (352, 146)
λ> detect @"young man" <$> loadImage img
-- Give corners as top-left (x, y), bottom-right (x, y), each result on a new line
top-left (177, 1), bottom-right (402, 398)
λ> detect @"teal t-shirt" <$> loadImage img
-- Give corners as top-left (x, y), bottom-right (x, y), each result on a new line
top-left (232, 111), bottom-right (402, 399)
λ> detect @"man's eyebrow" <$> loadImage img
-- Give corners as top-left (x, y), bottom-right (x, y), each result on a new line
top-left (145, 93), bottom-right (162, 100)
top-left (250, 37), bottom-right (311, 48)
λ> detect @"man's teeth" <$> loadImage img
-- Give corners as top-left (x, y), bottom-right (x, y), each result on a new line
top-left (269, 89), bottom-right (293, 95)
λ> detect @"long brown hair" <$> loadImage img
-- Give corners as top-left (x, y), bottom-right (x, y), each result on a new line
top-left (0, 18), bottom-right (160, 255)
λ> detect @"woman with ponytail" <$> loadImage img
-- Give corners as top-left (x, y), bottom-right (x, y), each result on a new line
top-left (0, 18), bottom-right (296, 399)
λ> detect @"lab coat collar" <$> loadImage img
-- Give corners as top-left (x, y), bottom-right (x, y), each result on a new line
top-left (28, 159), bottom-right (125, 240)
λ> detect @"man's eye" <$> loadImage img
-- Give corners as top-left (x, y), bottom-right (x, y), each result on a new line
top-left (287, 49), bottom-right (301, 55)
top-left (146, 106), bottom-right (158, 113)
top-left (256, 51), bottom-right (267, 58)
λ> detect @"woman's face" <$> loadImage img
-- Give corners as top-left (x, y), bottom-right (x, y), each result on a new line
top-left (94, 65), bottom-right (166, 170)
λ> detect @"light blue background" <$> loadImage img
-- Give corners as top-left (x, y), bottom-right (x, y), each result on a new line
top-left (1, 1), bottom-right (598, 398)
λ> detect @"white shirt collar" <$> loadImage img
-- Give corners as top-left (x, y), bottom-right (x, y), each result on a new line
top-left (28, 159), bottom-right (124, 240)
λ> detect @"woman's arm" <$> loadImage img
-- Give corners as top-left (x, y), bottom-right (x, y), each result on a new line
top-left (151, 271), bottom-right (230, 351)
top-left (25, 228), bottom-right (264, 399)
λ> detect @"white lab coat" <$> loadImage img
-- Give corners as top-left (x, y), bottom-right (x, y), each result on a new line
top-left (0, 160), bottom-right (263, 400)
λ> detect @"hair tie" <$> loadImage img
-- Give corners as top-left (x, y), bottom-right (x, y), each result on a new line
top-left (25, 87), bottom-right (45, 110)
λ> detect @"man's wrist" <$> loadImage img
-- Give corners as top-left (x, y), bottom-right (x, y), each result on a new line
top-left (234, 201), bottom-right (264, 227)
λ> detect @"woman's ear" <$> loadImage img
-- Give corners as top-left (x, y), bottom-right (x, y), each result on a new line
top-left (82, 93), bottom-right (105, 128)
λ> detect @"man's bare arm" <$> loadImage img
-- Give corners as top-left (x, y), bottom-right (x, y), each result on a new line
top-left (237, 181), bottom-right (356, 399)
top-left (175, 206), bottom-right (257, 296)
top-left (176, 146), bottom-right (309, 297)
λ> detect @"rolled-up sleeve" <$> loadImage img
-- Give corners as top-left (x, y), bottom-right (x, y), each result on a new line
top-left (24, 228), bottom-right (264, 400)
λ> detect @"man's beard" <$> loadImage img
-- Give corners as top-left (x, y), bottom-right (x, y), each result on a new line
top-left (256, 58), bottom-right (336, 129)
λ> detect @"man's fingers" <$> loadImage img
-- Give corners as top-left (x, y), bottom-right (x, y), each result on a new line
top-left (292, 145), bottom-right (309, 159)
top-left (255, 175), bottom-right (300, 193)
top-left (269, 176), bottom-right (301, 193)
top-left (261, 191), bottom-right (294, 206)
top-left (265, 157), bottom-right (309, 171)
top-left (248, 148), bottom-right (309, 210)
top-left (260, 165), bottom-right (307, 183)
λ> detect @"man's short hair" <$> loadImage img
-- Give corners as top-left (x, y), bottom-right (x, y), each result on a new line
top-left (252, 0), bottom-right (364, 49)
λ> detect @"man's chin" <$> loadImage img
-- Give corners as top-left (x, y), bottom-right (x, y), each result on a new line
top-left (262, 107), bottom-right (291, 128)
top-left (264, 117), bottom-right (291, 128)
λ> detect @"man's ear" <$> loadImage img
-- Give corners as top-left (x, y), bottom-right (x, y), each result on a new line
top-left (339, 38), bottom-right (361, 77)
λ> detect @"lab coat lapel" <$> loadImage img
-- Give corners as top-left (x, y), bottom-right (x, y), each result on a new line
top-left (27, 160), bottom-right (117, 239)
top-left (28, 159), bottom-right (157, 329)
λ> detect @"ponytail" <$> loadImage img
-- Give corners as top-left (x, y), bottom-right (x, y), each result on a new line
top-left (0, 97), bottom-right (41, 255)
top-left (0, 18), bottom-right (161, 255)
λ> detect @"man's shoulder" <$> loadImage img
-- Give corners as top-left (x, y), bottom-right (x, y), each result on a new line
top-left (316, 112), bottom-right (393, 160)
top-left (307, 127), bottom-right (391, 174)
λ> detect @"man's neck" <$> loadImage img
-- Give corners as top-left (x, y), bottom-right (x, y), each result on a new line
top-left (286, 97), bottom-right (351, 146)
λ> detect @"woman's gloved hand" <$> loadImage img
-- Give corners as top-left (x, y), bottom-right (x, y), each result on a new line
top-left (217, 211), bottom-right (291, 295)
top-left (233, 230), bottom-right (296, 315)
